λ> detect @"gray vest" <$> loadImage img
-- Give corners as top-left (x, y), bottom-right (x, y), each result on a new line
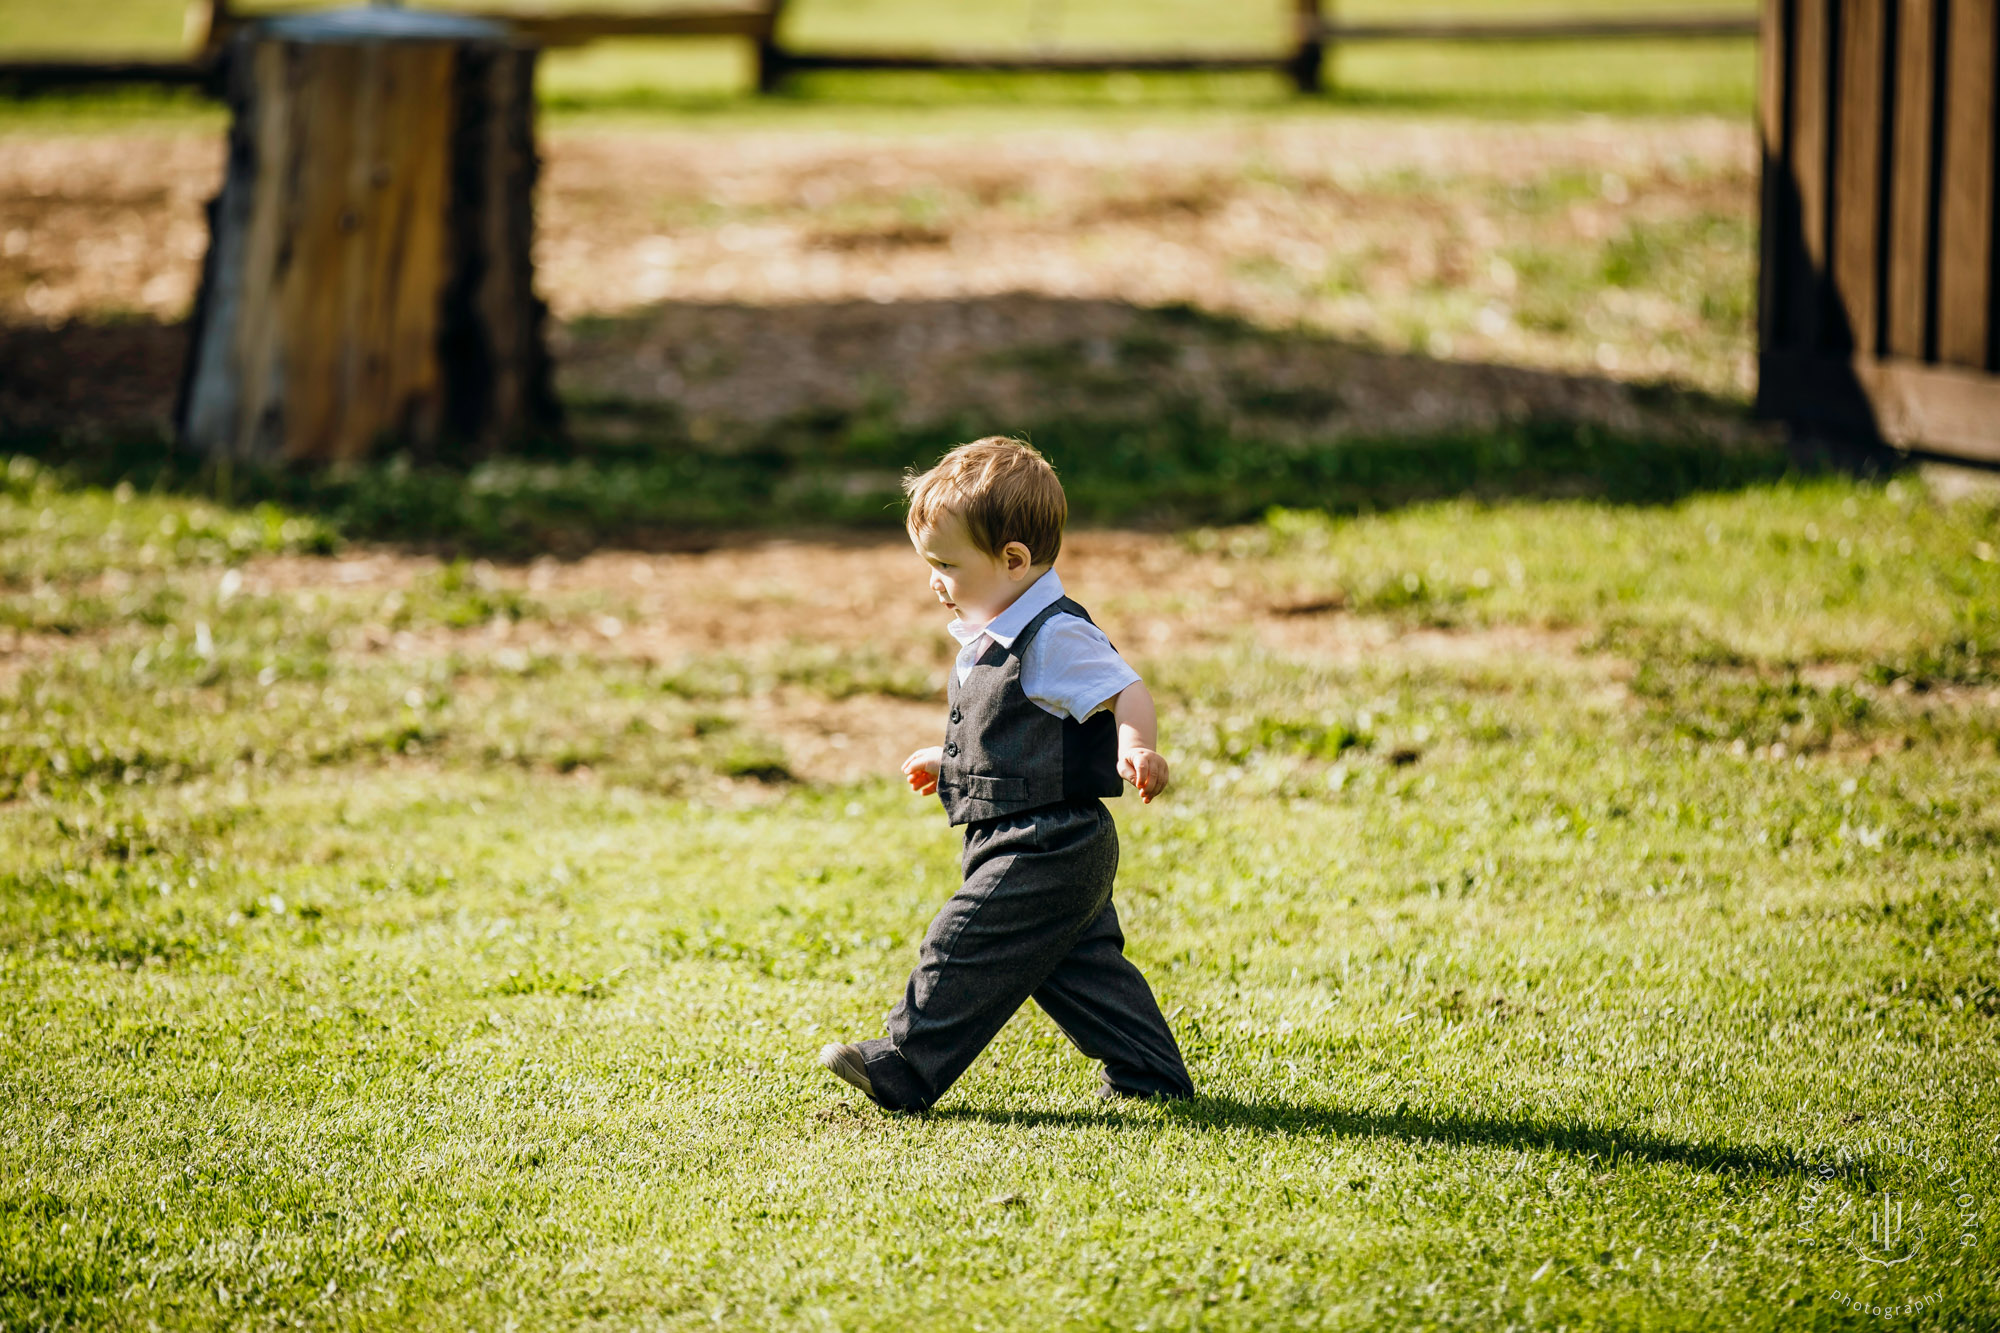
top-left (938, 596), bottom-right (1125, 827)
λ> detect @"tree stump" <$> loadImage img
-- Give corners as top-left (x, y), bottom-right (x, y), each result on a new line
top-left (178, 9), bottom-right (558, 465)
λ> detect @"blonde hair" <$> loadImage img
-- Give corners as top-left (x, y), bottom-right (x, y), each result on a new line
top-left (903, 437), bottom-right (1066, 565)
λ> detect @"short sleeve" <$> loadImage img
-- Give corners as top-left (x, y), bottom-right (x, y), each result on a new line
top-left (1019, 614), bottom-right (1141, 722)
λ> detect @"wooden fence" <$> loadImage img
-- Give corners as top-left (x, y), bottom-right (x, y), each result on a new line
top-left (2, 2), bottom-right (1759, 97)
top-left (1757, 0), bottom-right (2000, 464)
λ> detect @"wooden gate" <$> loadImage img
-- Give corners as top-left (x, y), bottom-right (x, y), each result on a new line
top-left (1757, 0), bottom-right (2000, 464)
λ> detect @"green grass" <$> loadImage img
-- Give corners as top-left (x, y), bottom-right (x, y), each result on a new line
top-left (3, 449), bottom-right (1998, 1328)
top-left (1, 407), bottom-right (1782, 560)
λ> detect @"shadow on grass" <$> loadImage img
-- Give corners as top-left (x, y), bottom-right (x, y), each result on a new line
top-left (929, 1094), bottom-right (1808, 1178)
top-left (1, 297), bottom-right (1810, 557)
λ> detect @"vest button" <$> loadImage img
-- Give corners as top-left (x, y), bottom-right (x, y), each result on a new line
top-left (944, 742), bottom-right (959, 757)
top-left (949, 709), bottom-right (962, 723)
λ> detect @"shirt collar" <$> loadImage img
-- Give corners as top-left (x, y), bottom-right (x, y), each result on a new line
top-left (946, 568), bottom-right (1065, 649)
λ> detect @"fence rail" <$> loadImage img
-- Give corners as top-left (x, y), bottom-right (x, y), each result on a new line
top-left (509, 3), bottom-right (771, 45)
top-left (0, 57), bottom-right (215, 92)
top-left (1319, 12), bottom-right (1758, 42)
top-left (0, 1), bottom-right (1760, 97)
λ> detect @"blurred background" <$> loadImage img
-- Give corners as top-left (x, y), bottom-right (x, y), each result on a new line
top-left (0, 0), bottom-right (1774, 548)
top-left (2, 0), bottom-right (1762, 111)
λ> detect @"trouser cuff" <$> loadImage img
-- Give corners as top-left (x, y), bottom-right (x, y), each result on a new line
top-left (855, 1038), bottom-right (935, 1111)
top-left (1102, 1071), bottom-right (1196, 1100)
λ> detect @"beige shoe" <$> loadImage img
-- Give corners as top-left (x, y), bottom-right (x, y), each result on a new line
top-left (818, 1042), bottom-right (878, 1101)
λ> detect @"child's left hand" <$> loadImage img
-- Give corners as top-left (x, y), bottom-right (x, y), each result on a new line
top-left (902, 746), bottom-right (944, 796)
top-left (1118, 747), bottom-right (1170, 803)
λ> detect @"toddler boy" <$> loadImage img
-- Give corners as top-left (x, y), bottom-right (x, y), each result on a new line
top-left (818, 438), bottom-right (1194, 1111)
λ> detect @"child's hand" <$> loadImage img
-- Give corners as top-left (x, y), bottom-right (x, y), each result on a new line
top-left (902, 746), bottom-right (943, 796)
top-left (1118, 747), bottom-right (1169, 803)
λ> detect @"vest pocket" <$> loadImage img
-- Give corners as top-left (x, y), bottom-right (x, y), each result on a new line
top-left (958, 773), bottom-right (1028, 804)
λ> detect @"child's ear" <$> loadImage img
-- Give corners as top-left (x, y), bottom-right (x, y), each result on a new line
top-left (1004, 541), bottom-right (1034, 575)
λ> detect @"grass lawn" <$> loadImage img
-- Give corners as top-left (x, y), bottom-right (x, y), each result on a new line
top-left (3, 451), bottom-right (1997, 1329)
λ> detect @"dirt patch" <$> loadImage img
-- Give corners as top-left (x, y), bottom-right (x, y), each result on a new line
top-left (556, 293), bottom-right (1741, 453)
top-left (540, 116), bottom-right (1754, 396)
top-left (745, 686), bottom-right (944, 785)
top-left (0, 626), bottom-right (79, 692)
top-left (2, 116), bottom-right (1755, 442)
top-left (32, 527), bottom-right (1973, 787)
top-left (243, 528), bottom-right (1602, 665)
top-left (219, 530), bottom-right (1607, 783)
top-left (0, 132), bottom-right (217, 325)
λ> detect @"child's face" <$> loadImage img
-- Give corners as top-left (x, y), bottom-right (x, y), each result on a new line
top-left (912, 509), bottom-right (1037, 624)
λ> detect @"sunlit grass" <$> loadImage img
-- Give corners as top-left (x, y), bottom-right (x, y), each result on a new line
top-left (3, 454), bottom-right (1997, 1328)
top-left (1239, 480), bottom-right (2000, 666)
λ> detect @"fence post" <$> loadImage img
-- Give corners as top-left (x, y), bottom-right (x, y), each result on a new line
top-left (755, 0), bottom-right (789, 93)
top-left (184, 0), bottom-right (232, 59)
top-left (1291, 0), bottom-right (1325, 94)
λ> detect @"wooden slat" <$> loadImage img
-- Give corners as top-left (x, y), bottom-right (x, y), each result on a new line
top-left (1759, 349), bottom-right (2000, 462)
top-left (1757, 0), bottom-right (1790, 352)
top-left (1788, 0), bottom-right (1833, 351)
top-left (1832, 0), bottom-right (1888, 354)
top-left (1936, 0), bottom-right (1997, 369)
top-left (212, 5), bottom-right (772, 50)
top-left (512, 7), bottom-right (770, 46)
top-left (1858, 355), bottom-right (2000, 460)
top-left (1883, 0), bottom-right (1938, 359)
top-left (772, 50), bottom-right (1289, 73)
top-left (1757, 1), bottom-right (2000, 463)
top-left (0, 58), bottom-right (213, 90)
top-left (1316, 14), bottom-right (1761, 41)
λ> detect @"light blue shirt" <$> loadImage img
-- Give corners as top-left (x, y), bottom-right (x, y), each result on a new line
top-left (946, 569), bottom-right (1140, 722)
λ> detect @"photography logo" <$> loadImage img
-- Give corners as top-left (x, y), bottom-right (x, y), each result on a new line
top-left (1856, 1191), bottom-right (1926, 1268)
top-left (1794, 1135), bottom-right (1979, 1319)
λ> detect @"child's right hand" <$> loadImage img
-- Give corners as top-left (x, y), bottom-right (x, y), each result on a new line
top-left (902, 746), bottom-right (944, 796)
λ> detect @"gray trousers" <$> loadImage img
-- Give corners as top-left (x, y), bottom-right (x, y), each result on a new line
top-left (858, 798), bottom-right (1194, 1111)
